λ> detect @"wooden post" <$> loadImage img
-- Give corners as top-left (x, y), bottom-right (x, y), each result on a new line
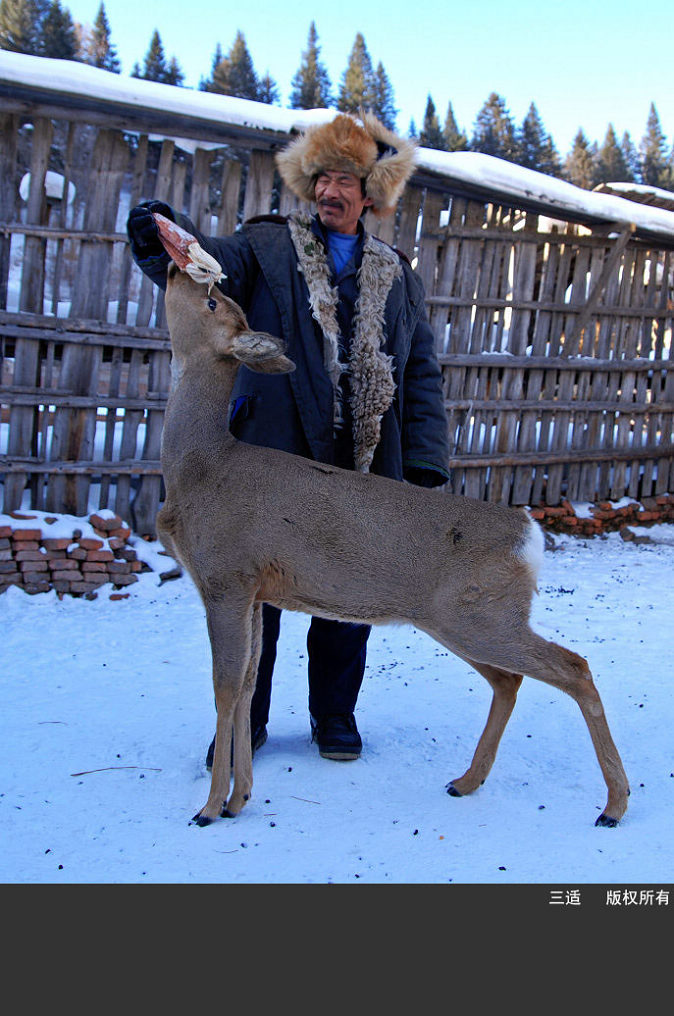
top-left (242, 150), bottom-right (275, 221)
top-left (47, 129), bottom-right (129, 516)
top-left (3, 117), bottom-right (52, 512)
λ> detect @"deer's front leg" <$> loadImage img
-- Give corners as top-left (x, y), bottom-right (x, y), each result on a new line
top-left (192, 596), bottom-right (257, 826)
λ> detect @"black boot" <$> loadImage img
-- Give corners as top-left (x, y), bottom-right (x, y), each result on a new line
top-left (310, 713), bottom-right (362, 760)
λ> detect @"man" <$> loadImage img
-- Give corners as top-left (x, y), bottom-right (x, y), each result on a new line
top-left (126, 110), bottom-right (450, 765)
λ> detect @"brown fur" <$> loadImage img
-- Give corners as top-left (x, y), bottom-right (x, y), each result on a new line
top-left (158, 262), bottom-right (630, 829)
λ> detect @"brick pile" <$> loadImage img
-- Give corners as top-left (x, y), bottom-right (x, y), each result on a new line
top-left (529, 494), bottom-right (674, 538)
top-left (0, 511), bottom-right (152, 598)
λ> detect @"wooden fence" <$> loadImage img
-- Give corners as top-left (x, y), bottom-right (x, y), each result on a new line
top-left (1, 77), bottom-right (673, 534)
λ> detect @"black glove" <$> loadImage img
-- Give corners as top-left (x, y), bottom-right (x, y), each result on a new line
top-left (126, 200), bottom-right (174, 260)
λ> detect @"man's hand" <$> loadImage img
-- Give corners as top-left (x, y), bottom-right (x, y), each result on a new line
top-left (126, 200), bottom-right (174, 260)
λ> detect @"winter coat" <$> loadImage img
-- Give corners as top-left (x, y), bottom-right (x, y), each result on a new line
top-left (135, 211), bottom-right (450, 485)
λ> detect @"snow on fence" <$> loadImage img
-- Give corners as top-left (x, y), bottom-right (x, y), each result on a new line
top-left (1, 54), bottom-right (673, 534)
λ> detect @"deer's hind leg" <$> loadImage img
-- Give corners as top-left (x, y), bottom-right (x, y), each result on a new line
top-left (518, 635), bottom-right (630, 826)
top-left (192, 595), bottom-right (260, 826)
top-left (447, 659), bottom-right (523, 798)
top-left (447, 628), bottom-right (629, 826)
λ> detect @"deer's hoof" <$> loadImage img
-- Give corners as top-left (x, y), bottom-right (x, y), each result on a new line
top-left (595, 813), bottom-right (619, 828)
top-left (191, 811), bottom-right (213, 827)
top-left (446, 783), bottom-right (462, 797)
top-left (220, 807), bottom-right (236, 818)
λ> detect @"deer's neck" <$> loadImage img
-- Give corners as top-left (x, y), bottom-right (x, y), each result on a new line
top-left (165, 356), bottom-right (240, 445)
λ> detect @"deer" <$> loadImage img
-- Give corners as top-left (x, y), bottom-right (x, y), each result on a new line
top-left (152, 213), bottom-right (630, 829)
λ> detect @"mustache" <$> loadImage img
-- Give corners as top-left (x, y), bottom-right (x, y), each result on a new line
top-left (318, 198), bottom-right (344, 209)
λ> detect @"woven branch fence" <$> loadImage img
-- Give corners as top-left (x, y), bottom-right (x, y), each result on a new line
top-left (1, 76), bottom-right (673, 535)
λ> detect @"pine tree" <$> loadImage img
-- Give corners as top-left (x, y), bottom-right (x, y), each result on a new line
top-left (471, 92), bottom-right (517, 162)
top-left (165, 55), bottom-right (184, 87)
top-left (206, 30), bottom-right (259, 101)
top-left (370, 62), bottom-right (396, 129)
top-left (443, 102), bottom-right (467, 152)
top-left (199, 44), bottom-right (221, 90)
top-left (640, 102), bottom-right (671, 187)
top-left (134, 29), bottom-right (183, 85)
top-left (563, 128), bottom-right (597, 189)
top-left (257, 71), bottom-right (280, 105)
top-left (0, 0), bottom-right (36, 52)
top-left (620, 131), bottom-right (641, 182)
top-left (408, 118), bottom-right (417, 139)
top-left (419, 95), bottom-right (446, 150)
top-left (40, 0), bottom-right (77, 60)
top-left (289, 21), bottom-right (331, 109)
top-left (337, 32), bottom-right (376, 113)
top-left (516, 102), bottom-right (560, 175)
top-left (135, 29), bottom-right (166, 80)
top-left (80, 2), bottom-right (120, 72)
top-left (595, 123), bottom-right (631, 183)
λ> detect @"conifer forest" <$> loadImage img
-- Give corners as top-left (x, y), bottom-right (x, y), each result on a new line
top-left (1, 0), bottom-right (673, 192)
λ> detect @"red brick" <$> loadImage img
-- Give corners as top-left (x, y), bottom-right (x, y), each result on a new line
top-left (67, 547), bottom-right (87, 561)
top-left (0, 526), bottom-right (12, 539)
top-left (0, 561), bottom-right (19, 574)
top-left (11, 539), bottom-right (40, 551)
top-left (89, 513), bottom-right (123, 532)
top-left (109, 593), bottom-right (131, 601)
top-left (43, 549), bottom-right (67, 561)
top-left (115, 547), bottom-right (137, 561)
top-left (107, 560), bottom-right (131, 574)
top-left (77, 537), bottom-right (104, 551)
top-left (41, 538), bottom-right (72, 551)
top-left (22, 571), bottom-right (50, 584)
top-left (51, 571), bottom-right (79, 583)
top-left (0, 537), bottom-right (10, 549)
top-left (11, 529), bottom-right (43, 541)
top-left (110, 574), bottom-right (138, 587)
top-left (109, 527), bottom-right (131, 540)
top-left (19, 558), bottom-right (49, 572)
top-left (24, 582), bottom-right (51, 595)
top-left (52, 580), bottom-right (74, 593)
top-left (86, 549), bottom-right (114, 562)
top-left (70, 579), bottom-right (107, 593)
top-left (0, 549), bottom-right (12, 562)
top-left (49, 558), bottom-right (79, 571)
top-left (14, 549), bottom-right (46, 562)
top-left (81, 561), bottom-right (108, 573)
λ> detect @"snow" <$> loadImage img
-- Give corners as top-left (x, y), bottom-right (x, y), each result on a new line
top-left (3, 51), bottom-right (674, 241)
top-left (2, 513), bottom-right (673, 885)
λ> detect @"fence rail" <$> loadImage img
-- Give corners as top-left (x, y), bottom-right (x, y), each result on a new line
top-left (1, 85), bottom-right (673, 534)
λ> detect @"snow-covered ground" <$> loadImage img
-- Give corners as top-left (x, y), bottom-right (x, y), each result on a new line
top-left (2, 516), bottom-right (673, 885)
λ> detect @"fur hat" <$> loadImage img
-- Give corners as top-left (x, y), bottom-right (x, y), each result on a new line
top-left (276, 110), bottom-right (417, 217)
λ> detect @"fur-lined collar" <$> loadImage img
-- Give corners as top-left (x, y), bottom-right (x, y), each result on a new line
top-left (288, 213), bottom-right (402, 472)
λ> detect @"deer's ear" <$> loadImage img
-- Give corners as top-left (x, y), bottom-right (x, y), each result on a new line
top-left (231, 331), bottom-right (295, 374)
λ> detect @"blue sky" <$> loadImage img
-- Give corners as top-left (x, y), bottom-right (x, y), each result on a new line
top-left (66, 0), bottom-right (673, 157)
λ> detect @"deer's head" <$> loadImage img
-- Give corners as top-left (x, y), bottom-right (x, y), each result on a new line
top-left (155, 211), bottom-right (295, 376)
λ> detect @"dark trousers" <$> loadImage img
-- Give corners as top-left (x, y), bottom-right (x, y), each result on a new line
top-left (251, 603), bottom-right (371, 726)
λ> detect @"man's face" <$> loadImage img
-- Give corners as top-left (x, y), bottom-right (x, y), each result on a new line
top-left (314, 170), bottom-right (373, 235)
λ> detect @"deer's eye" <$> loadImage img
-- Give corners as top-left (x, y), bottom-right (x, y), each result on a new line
top-left (207, 297), bottom-right (217, 312)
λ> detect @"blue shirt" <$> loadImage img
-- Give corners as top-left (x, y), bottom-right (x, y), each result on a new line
top-left (324, 229), bottom-right (359, 277)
